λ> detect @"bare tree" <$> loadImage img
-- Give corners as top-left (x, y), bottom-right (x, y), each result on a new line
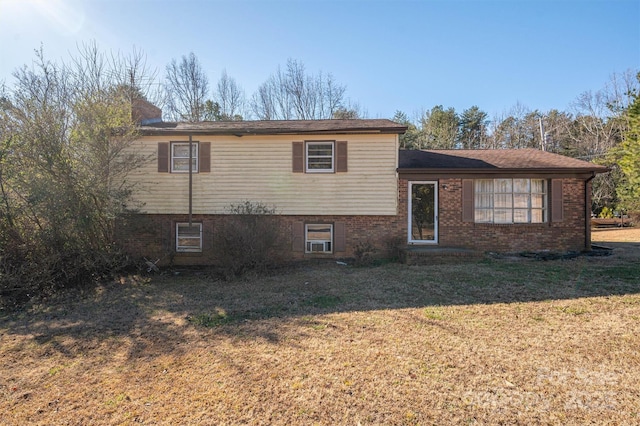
top-left (111, 46), bottom-right (162, 108)
top-left (250, 64), bottom-right (291, 120)
top-left (569, 91), bottom-right (620, 159)
top-left (539, 109), bottom-right (574, 154)
top-left (332, 107), bottom-right (360, 119)
top-left (250, 59), bottom-right (347, 120)
top-left (490, 103), bottom-right (543, 149)
top-left (213, 69), bottom-right (245, 120)
top-left (567, 70), bottom-right (638, 160)
top-left (164, 52), bottom-right (209, 122)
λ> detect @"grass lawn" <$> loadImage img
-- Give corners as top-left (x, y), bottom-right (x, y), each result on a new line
top-left (1, 229), bottom-right (639, 425)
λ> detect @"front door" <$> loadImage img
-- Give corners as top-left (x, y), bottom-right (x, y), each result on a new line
top-left (408, 181), bottom-right (438, 244)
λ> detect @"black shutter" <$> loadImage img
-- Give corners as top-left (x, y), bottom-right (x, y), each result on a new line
top-left (292, 142), bottom-right (304, 173)
top-left (292, 222), bottom-right (305, 252)
top-left (551, 179), bottom-right (563, 222)
top-left (158, 142), bottom-right (169, 173)
top-left (462, 179), bottom-right (474, 222)
top-left (199, 142), bottom-right (211, 172)
top-left (336, 141), bottom-right (348, 172)
top-left (334, 222), bottom-right (346, 252)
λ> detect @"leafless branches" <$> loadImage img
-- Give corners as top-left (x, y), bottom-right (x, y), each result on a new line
top-left (250, 59), bottom-right (347, 120)
top-left (164, 52), bottom-right (209, 122)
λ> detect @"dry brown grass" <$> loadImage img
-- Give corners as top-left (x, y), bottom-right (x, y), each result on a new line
top-left (1, 231), bottom-right (640, 425)
top-left (592, 226), bottom-right (640, 243)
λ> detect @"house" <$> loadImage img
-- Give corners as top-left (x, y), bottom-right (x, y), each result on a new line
top-left (398, 149), bottom-right (608, 254)
top-left (118, 116), bottom-right (608, 265)
top-left (118, 118), bottom-right (407, 265)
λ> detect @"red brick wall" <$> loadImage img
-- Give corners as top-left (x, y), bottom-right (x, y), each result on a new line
top-left (115, 213), bottom-right (405, 266)
top-left (399, 177), bottom-right (589, 253)
top-left (131, 98), bottom-right (162, 123)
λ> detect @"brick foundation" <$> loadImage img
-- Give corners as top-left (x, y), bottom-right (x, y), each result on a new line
top-left (116, 213), bottom-right (404, 266)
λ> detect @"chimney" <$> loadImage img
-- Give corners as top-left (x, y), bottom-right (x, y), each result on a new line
top-left (132, 98), bottom-right (162, 124)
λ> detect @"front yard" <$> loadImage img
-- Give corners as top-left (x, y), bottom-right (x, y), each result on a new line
top-left (1, 230), bottom-right (639, 425)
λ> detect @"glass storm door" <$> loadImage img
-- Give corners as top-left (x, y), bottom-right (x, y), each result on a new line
top-left (409, 181), bottom-right (438, 244)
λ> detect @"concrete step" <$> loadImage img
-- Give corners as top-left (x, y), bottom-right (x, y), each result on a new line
top-left (399, 246), bottom-right (484, 265)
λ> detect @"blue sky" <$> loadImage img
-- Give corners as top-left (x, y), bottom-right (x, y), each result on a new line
top-left (0, 0), bottom-right (638, 120)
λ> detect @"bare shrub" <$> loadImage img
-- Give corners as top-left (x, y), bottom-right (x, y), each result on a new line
top-left (384, 236), bottom-right (405, 261)
top-left (0, 228), bottom-right (133, 310)
top-left (213, 201), bottom-right (285, 278)
top-left (353, 240), bottom-right (378, 266)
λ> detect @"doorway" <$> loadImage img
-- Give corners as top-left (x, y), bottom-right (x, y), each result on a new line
top-left (408, 181), bottom-right (438, 244)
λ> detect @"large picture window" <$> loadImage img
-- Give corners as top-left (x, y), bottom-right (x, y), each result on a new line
top-left (475, 179), bottom-right (547, 224)
top-left (176, 222), bottom-right (202, 252)
top-left (306, 142), bottom-right (334, 172)
top-left (171, 142), bottom-right (198, 173)
top-left (305, 224), bottom-right (333, 253)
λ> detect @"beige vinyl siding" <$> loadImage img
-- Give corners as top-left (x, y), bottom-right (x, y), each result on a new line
top-left (128, 134), bottom-right (398, 215)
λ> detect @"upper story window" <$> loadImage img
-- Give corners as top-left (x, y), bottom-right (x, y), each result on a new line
top-left (306, 142), bottom-right (334, 173)
top-left (474, 178), bottom-right (547, 224)
top-left (158, 142), bottom-right (210, 173)
top-left (171, 142), bottom-right (198, 173)
top-left (292, 141), bottom-right (347, 173)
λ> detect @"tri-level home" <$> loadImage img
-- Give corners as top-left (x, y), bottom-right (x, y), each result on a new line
top-left (118, 108), bottom-right (608, 265)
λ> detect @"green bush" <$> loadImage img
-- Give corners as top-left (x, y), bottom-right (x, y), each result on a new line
top-left (599, 206), bottom-right (614, 218)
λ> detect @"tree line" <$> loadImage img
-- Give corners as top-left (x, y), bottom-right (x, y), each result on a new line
top-left (391, 70), bottom-right (639, 215)
top-left (162, 53), bottom-right (361, 122)
top-left (393, 71), bottom-right (637, 158)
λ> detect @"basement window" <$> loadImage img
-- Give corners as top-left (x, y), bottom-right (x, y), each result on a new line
top-left (176, 222), bottom-right (202, 252)
top-left (305, 224), bottom-right (333, 253)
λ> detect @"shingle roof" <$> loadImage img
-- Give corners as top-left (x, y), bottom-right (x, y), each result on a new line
top-left (399, 149), bottom-right (609, 173)
top-left (139, 119), bottom-right (407, 136)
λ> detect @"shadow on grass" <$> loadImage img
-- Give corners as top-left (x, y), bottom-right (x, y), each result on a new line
top-left (2, 241), bottom-right (639, 360)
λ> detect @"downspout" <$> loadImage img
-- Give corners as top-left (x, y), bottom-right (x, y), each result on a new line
top-left (584, 173), bottom-right (596, 251)
top-left (189, 134), bottom-right (193, 227)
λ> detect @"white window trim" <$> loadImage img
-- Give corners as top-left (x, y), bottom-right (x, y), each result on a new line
top-left (171, 142), bottom-right (199, 173)
top-left (176, 222), bottom-right (203, 253)
top-left (305, 141), bottom-right (334, 173)
top-left (474, 178), bottom-right (547, 224)
top-left (305, 223), bottom-right (333, 253)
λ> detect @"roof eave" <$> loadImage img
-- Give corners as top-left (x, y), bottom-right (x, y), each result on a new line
top-left (397, 167), bottom-right (610, 174)
top-left (138, 126), bottom-right (407, 137)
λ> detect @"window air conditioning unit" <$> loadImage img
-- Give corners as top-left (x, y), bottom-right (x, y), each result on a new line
top-left (307, 241), bottom-right (331, 252)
